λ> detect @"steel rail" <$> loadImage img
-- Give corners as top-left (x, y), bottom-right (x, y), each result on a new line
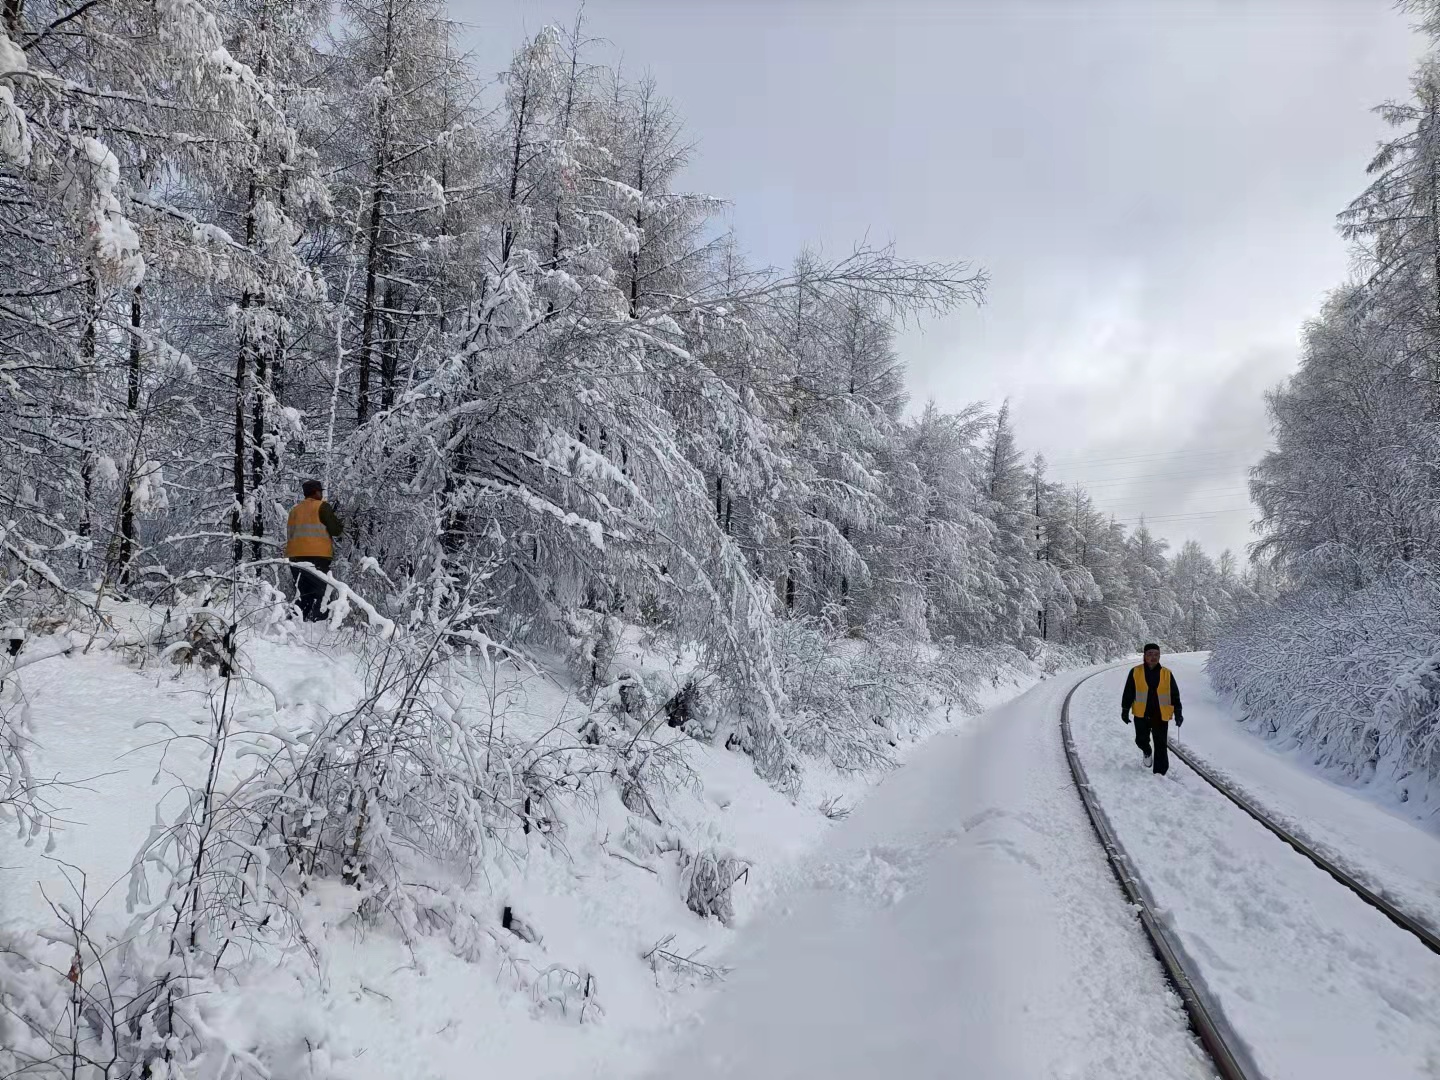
top-left (1061, 671), bottom-right (1262, 1080)
top-left (1170, 741), bottom-right (1440, 956)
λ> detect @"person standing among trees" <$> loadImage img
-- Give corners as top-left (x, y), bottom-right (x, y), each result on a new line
top-left (286, 479), bottom-right (343, 622)
top-left (1120, 643), bottom-right (1184, 775)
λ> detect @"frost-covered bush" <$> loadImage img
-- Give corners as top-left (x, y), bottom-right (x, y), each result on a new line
top-left (772, 617), bottom-right (1027, 772)
top-left (0, 916), bottom-right (341, 1080)
top-left (0, 675), bottom-right (45, 845)
top-left (1022, 637), bottom-right (1096, 675)
top-left (0, 581), bottom-right (340, 1080)
top-left (1209, 564), bottom-right (1440, 813)
top-left (679, 848), bottom-right (749, 926)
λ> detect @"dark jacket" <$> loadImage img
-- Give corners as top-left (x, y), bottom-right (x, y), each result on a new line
top-left (318, 500), bottom-right (343, 539)
top-left (1120, 664), bottom-right (1183, 722)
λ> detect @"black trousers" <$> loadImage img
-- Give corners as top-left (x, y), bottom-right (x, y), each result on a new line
top-left (1133, 715), bottom-right (1170, 775)
top-left (289, 556), bottom-right (331, 621)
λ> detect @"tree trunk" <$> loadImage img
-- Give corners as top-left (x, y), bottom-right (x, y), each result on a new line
top-left (784, 527), bottom-right (797, 612)
top-left (232, 165), bottom-right (261, 564)
top-left (357, 135), bottom-right (388, 423)
top-left (250, 322), bottom-right (268, 561)
top-left (437, 48), bottom-right (454, 335)
top-left (232, 322), bottom-right (248, 565)
top-left (550, 35), bottom-right (581, 273)
top-left (629, 93), bottom-right (649, 319)
top-left (117, 285), bottom-right (142, 581)
top-left (77, 273), bottom-right (99, 574)
top-left (1430, 95), bottom-right (1440, 409)
top-left (499, 51), bottom-right (534, 273)
top-left (357, 0), bottom-right (397, 423)
top-left (380, 285), bottom-right (399, 409)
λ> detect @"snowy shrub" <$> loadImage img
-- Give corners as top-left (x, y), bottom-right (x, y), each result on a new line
top-left (0, 817), bottom-right (337, 1080)
top-left (527, 965), bottom-right (603, 1024)
top-left (657, 677), bottom-right (706, 738)
top-left (262, 628), bottom-right (505, 896)
top-left (772, 621), bottom-right (896, 773)
top-left (1023, 637), bottom-right (1095, 676)
top-left (679, 847), bottom-right (749, 926)
top-left (615, 671), bottom-right (651, 718)
top-left (162, 607), bottom-right (237, 674)
top-left (567, 610), bottom-right (622, 698)
top-left (576, 680), bottom-right (703, 826)
top-left (0, 680), bottom-right (47, 845)
top-left (0, 920), bottom-right (341, 1080)
top-left (1210, 563), bottom-right (1440, 813)
top-left (771, 618), bottom-right (1026, 773)
top-left (642, 933), bottom-right (730, 991)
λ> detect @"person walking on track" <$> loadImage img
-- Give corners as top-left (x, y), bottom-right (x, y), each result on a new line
top-left (286, 479), bottom-right (343, 622)
top-left (1120, 643), bottom-right (1184, 775)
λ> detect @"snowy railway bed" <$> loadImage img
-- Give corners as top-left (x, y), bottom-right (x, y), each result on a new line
top-left (1061, 671), bottom-right (1259, 1080)
top-left (1166, 741), bottom-right (1440, 957)
top-left (640, 668), bottom-right (1218, 1080)
top-left (1067, 664), bottom-right (1440, 1080)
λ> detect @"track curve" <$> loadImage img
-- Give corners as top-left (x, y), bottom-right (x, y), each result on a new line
top-left (1064, 664), bottom-right (1440, 1079)
top-left (1060, 669), bottom-right (1261, 1080)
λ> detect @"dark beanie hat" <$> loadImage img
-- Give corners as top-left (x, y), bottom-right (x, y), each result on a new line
top-left (302, 479), bottom-right (324, 497)
top-left (1142, 643), bottom-right (1160, 653)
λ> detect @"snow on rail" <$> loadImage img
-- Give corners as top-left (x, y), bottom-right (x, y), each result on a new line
top-left (1060, 670), bottom-right (1262, 1080)
top-left (1169, 742), bottom-right (1440, 957)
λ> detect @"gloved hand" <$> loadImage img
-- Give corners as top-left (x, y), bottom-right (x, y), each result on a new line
top-left (1121, 711), bottom-right (1131, 725)
top-left (1175, 714), bottom-right (1184, 728)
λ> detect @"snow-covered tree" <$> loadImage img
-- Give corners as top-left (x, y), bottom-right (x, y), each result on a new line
top-left (981, 401), bottom-right (1041, 641)
top-left (1126, 523), bottom-right (1181, 643)
top-left (1216, 4), bottom-right (1440, 808)
top-left (0, 4), bottom-right (1231, 801)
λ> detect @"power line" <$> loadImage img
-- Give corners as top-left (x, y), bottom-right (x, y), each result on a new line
top-left (1036, 445), bottom-right (1264, 537)
top-left (1090, 488), bottom-right (1254, 506)
top-left (1054, 477), bottom-right (1253, 495)
top-left (1110, 508), bottom-right (1256, 524)
top-left (1054, 470), bottom-right (1253, 489)
top-left (1043, 446), bottom-right (1258, 471)
top-left (1096, 502), bottom-right (1254, 517)
top-left (1088, 483), bottom-right (1249, 501)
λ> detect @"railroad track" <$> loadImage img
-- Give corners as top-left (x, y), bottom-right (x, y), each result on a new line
top-left (1168, 741), bottom-right (1440, 956)
top-left (1060, 671), bottom-right (1258, 1080)
top-left (1060, 667), bottom-right (1440, 1080)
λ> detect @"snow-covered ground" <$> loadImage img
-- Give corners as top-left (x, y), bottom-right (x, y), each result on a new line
top-left (0, 632), bottom-right (368, 928)
top-left (1069, 658), bottom-right (1440, 1080)
top-left (636, 667), bottom-right (1212, 1080)
top-left (0, 625), bottom-right (1037, 1080)
top-left (11, 633), bottom-right (1439, 1080)
top-left (1169, 654), bottom-right (1440, 938)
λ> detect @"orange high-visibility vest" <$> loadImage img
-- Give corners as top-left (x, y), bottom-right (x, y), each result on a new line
top-left (286, 499), bottom-right (332, 558)
top-left (1130, 665), bottom-right (1175, 722)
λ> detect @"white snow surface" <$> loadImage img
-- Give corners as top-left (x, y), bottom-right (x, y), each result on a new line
top-left (1070, 658), bottom-right (1440, 1080)
top-left (12, 632), bottom-right (1438, 1080)
top-left (0, 624), bottom-right (1044, 1079)
top-left (1169, 654), bottom-right (1440, 938)
top-left (640, 666), bottom-right (1211, 1080)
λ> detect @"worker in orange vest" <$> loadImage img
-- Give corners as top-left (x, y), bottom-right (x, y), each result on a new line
top-left (286, 479), bottom-right (343, 621)
top-left (1120, 643), bottom-right (1184, 775)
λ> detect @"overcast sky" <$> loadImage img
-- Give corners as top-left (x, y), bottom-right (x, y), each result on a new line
top-left (451, 0), bottom-right (1422, 558)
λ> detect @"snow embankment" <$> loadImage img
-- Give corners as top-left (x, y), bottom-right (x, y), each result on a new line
top-left (0, 623), bottom-right (1039, 1080)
